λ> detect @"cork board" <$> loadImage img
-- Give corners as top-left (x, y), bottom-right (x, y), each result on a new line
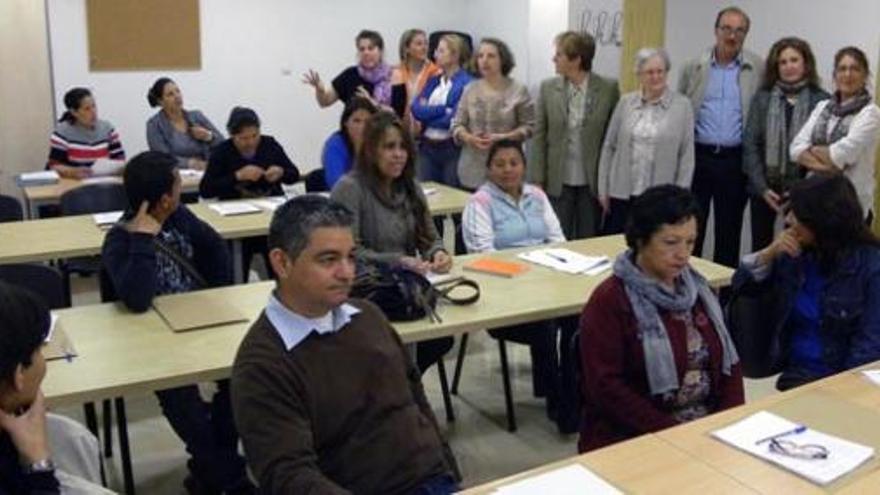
top-left (86, 0), bottom-right (201, 71)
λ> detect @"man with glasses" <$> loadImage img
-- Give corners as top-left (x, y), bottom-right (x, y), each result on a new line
top-left (678, 6), bottom-right (763, 268)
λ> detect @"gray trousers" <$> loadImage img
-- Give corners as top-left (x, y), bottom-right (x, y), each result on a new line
top-left (549, 185), bottom-right (600, 240)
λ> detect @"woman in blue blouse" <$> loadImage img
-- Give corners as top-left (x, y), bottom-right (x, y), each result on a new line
top-left (320, 97), bottom-right (376, 189)
top-left (732, 173), bottom-right (880, 390)
top-left (462, 140), bottom-right (566, 427)
top-left (411, 34), bottom-right (474, 187)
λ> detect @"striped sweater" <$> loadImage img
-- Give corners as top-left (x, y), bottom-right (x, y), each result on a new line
top-left (46, 119), bottom-right (125, 169)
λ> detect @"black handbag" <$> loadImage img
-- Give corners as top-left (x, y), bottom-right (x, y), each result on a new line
top-left (351, 261), bottom-right (479, 323)
top-left (724, 284), bottom-right (784, 378)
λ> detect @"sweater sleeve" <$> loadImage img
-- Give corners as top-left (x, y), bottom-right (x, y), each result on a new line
top-left (321, 134), bottom-right (351, 189)
top-left (191, 110), bottom-right (225, 148)
top-left (512, 84), bottom-right (536, 140)
top-left (742, 93), bottom-right (768, 196)
top-left (597, 99), bottom-right (624, 198)
top-left (540, 190), bottom-right (566, 243)
top-left (180, 208), bottom-right (232, 287)
top-left (146, 116), bottom-right (190, 169)
top-left (789, 102), bottom-right (823, 162)
top-left (829, 104), bottom-right (880, 169)
top-left (580, 283), bottom-right (679, 434)
top-left (108, 127), bottom-right (126, 161)
top-left (200, 142), bottom-right (239, 199)
top-left (47, 131), bottom-right (71, 169)
top-left (102, 226), bottom-right (159, 313)
top-left (676, 101), bottom-right (696, 189)
top-left (330, 178), bottom-right (400, 264)
top-left (528, 82), bottom-right (549, 186)
top-left (416, 186), bottom-right (445, 261)
top-left (450, 85), bottom-right (473, 144)
top-left (231, 342), bottom-right (351, 495)
top-left (266, 137), bottom-right (300, 185)
top-left (461, 193), bottom-right (496, 253)
top-left (410, 78), bottom-right (446, 123)
top-left (844, 257), bottom-right (880, 369)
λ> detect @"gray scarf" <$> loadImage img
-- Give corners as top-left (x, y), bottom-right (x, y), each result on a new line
top-left (765, 82), bottom-right (811, 188)
top-left (613, 250), bottom-right (739, 397)
top-left (811, 90), bottom-right (872, 146)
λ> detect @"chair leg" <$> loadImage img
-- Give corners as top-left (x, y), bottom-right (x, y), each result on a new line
top-left (114, 397), bottom-right (136, 495)
top-left (436, 358), bottom-right (455, 422)
top-left (83, 402), bottom-right (98, 437)
top-left (451, 333), bottom-right (469, 394)
top-left (102, 399), bottom-right (113, 458)
top-left (497, 339), bottom-right (517, 432)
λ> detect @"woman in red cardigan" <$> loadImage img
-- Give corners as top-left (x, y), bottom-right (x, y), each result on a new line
top-left (578, 185), bottom-right (744, 452)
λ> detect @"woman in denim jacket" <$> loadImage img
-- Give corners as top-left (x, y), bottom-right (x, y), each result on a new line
top-left (732, 173), bottom-right (880, 390)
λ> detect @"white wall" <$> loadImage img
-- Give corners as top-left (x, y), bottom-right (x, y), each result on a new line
top-left (665, 0), bottom-right (880, 91)
top-left (48, 0), bottom-right (463, 173)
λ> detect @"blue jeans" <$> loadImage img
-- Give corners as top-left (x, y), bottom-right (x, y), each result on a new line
top-left (418, 139), bottom-right (461, 187)
top-left (155, 380), bottom-right (249, 490)
top-left (411, 474), bottom-right (460, 495)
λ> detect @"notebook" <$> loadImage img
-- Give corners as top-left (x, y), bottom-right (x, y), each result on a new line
top-left (492, 464), bottom-right (622, 495)
top-left (153, 292), bottom-right (248, 332)
top-left (464, 257), bottom-right (529, 277)
top-left (17, 170), bottom-right (60, 187)
top-left (518, 248), bottom-right (609, 275)
top-left (92, 210), bottom-right (124, 227)
top-left (44, 314), bottom-right (77, 361)
top-left (712, 410), bottom-right (874, 485)
top-left (207, 202), bottom-right (262, 216)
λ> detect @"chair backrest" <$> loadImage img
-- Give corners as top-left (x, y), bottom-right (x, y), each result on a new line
top-left (60, 183), bottom-right (128, 216)
top-left (304, 169), bottom-right (329, 193)
top-left (0, 194), bottom-right (23, 222)
top-left (0, 264), bottom-right (68, 309)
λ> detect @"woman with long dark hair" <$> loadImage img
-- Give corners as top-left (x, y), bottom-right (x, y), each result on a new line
top-left (733, 173), bottom-right (880, 390)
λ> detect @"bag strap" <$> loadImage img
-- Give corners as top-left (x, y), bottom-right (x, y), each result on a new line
top-left (152, 237), bottom-right (208, 289)
top-left (433, 277), bottom-right (480, 305)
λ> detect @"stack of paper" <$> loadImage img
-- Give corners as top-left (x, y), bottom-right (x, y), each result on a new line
top-left (17, 170), bottom-right (59, 186)
top-left (861, 369), bottom-right (880, 386)
top-left (518, 248), bottom-right (610, 275)
top-left (712, 411), bottom-right (874, 485)
top-left (250, 196), bottom-right (286, 212)
top-left (492, 464), bottom-right (621, 495)
top-left (91, 158), bottom-right (125, 176)
top-left (81, 176), bottom-right (120, 185)
top-left (179, 169), bottom-right (205, 181)
top-left (208, 202), bottom-right (262, 216)
top-left (92, 210), bottom-right (123, 227)
top-left (422, 186), bottom-right (438, 196)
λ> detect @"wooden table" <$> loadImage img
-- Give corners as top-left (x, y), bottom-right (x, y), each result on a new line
top-left (464, 362), bottom-right (880, 494)
top-left (21, 174), bottom-right (203, 219)
top-left (42, 236), bottom-right (732, 407)
top-left (2, 182), bottom-right (469, 281)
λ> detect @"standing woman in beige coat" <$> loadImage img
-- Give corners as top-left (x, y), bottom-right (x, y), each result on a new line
top-left (529, 31), bottom-right (620, 240)
top-left (598, 48), bottom-right (695, 234)
top-left (451, 38), bottom-right (535, 190)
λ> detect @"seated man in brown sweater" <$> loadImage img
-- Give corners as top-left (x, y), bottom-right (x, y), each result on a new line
top-left (230, 195), bottom-right (459, 494)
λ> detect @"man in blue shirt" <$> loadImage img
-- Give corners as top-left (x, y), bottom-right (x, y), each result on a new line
top-left (678, 7), bottom-right (763, 268)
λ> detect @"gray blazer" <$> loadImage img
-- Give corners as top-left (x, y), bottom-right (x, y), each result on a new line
top-left (330, 173), bottom-right (444, 264)
top-left (529, 73), bottom-right (620, 197)
top-left (146, 109), bottom-right (224, 168)
top-left (677, 47), bottom-right (764, 126)
top-left (597, 90), bottom-right (695, 199)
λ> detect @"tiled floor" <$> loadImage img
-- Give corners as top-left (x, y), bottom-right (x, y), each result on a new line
top-left (61, 275), bottom-right (779, 494)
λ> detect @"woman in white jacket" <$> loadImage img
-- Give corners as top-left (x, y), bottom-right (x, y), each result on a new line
top-left (791, 46), bottom-right (880, 221)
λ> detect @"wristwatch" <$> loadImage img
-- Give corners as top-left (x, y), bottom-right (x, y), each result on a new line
top-left (23, 458), bottom-right (55, 474)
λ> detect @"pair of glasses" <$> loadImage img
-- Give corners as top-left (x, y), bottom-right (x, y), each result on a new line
top-left (717, 26), bottom-right (748, 37)
top-left (768, 438), bottom-right (829, 461)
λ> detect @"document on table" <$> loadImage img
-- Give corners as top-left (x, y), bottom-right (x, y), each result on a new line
top-left (861, 369), bottom-right (880, 386)
top-left (517, 248), bottom-right (610, 275)
top-left (249, 197), bottom-right (287, 212)
top-left (492, 464), bottom-right (622, 495)
top-left (92, 210), bottom-right (124, 226)
top-left (711, 410), bottom-right (874, 485)
top-left (17, 170), bottom-right (59, 186)
top-left (91, 158), bottom-right (125, 176)
top-left (208, 202), bottom-right (262, 216)
top-left (178, 169), bottom-right (205, 181)
top-left (44, 313), bottom-right (78, 361)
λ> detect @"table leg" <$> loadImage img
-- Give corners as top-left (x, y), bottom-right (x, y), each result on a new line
top-left (231, 240), bottom-right (244, 283)
top-left (114, 397), bottom-right (135, 495)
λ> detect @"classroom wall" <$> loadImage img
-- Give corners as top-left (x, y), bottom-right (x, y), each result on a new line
top-left (0, 0), bottom-right (53, 200)
top-left (665, 0), bottom-right (880, 92)
top-left (48, 0), bottom-right (465, 173)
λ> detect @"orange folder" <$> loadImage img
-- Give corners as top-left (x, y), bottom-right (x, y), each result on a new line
top-left (464, 257), bottom-right (529, 278)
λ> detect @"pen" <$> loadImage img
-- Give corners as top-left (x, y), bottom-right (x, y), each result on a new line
top-left (546, 253), bottom-right (568, 264)
top-left (755, 425), bottom-right (807, 445)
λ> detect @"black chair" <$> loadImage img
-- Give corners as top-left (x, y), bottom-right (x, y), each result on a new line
top-left (0, 194), bottom-right (24, 222)
top-left (304, 169), bottom-right (329, 193)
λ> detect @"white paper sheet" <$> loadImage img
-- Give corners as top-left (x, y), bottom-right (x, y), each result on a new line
top-left (861, 369), bottom-right (880, 386)
top-left (518, 248), bottom-right (609, 275)
top-left (208, 202), bottom-right (262, 216)
top-left (18, 170), bottom-right (60, 184)
top-left (92, 210), bottom-right (123, 226)
top-left (91, 158), bottom-right (125, 176)
top-left (178, 169), bottom-right (205, 181)
top-left (249, 197), bottom-right (286, 212)
top-left (712, 411), bottom-right (874, 485)
top-left (493, 464), bottom-right (622, 495)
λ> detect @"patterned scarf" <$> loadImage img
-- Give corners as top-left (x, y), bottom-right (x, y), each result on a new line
top-left (357, 62), bottom-right (393, 106)
top-left (613, 250), bottom-right (739, 397)
top-left (811, 89), bottom-right (872, 146)
top-left (765, 81), bottom-right (811, 188)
